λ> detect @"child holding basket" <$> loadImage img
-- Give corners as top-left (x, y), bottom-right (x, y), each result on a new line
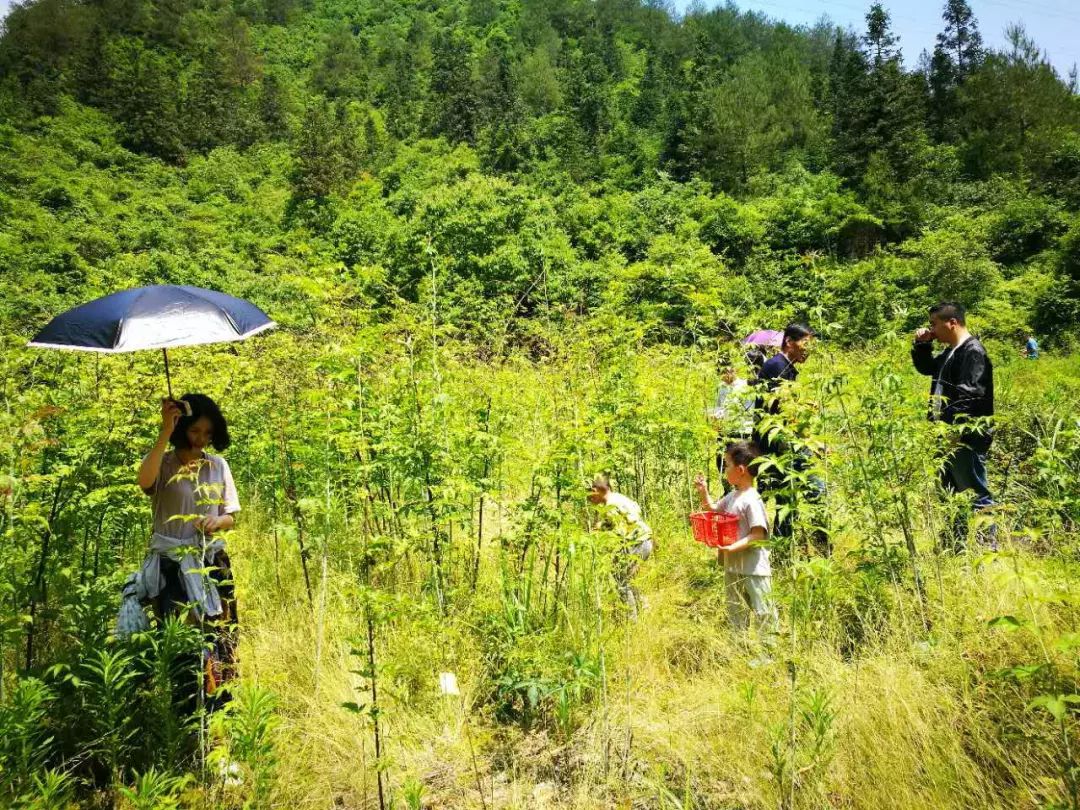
top-left (694, 440), bottom-right (778, 650)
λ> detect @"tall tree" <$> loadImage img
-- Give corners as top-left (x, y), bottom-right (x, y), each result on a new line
top-left (429, 28), bottom-right (478, 144)
top-left (99, 36), bottom-right (186, 161)
top-left (260, 72), bottom-right (291, 140)
top-left (563, 44), bottom-right (611, 148)
top-left (0, 0), bottom-right (95, 113)
top-left (681, 48), bottom-right (825, 192)
top-left (312, 26), bottom-right (368, 100)
top-left (185, 16), bottom-right (264, 150)
top-left (864, 3), bottom-right (898, 66)
top-left (376, 19), bottom-right (430, 142)
top-left (928, 0), bottom-right (983, 140)
top-left (291, 98), bottom-right (349, 200)
top-left (939, 0), bottom-right (983, 77)
top-left (827, 28), bottom-right (869, 181)
top-left (831, 8), bottom-right (926, 181)
top-left (960, 25), bottom-right (1080, 178)
top-left (477, 29), bottom-right (525, 171)
top-left (829, 7), bottom-right (929, 234)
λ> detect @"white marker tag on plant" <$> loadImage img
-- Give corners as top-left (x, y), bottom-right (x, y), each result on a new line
top-left (439, 672), bottom-right (460, 696)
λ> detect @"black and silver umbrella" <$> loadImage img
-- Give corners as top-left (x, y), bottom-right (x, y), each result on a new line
top-left (28, 285), bottom-right (276, 398)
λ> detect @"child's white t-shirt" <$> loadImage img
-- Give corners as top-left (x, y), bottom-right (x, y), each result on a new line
top-left (714, 487), bottom-right (771, 576)
top-left (601, 491), bottom-right (652, 549)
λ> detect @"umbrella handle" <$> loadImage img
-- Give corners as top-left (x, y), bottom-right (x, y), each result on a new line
top-left (163, 348), bottom-right (173, 400)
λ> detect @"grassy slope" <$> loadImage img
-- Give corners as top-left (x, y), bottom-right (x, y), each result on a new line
top-left (226, 355), bottom-right (1080, 810)
top-left (232, 502), bottom-right (1074, 808)
top-left (5, 102), bottom-right (1080, 810)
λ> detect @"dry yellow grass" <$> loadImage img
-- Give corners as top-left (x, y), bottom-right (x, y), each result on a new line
top-left (229, 500), bottom-right (1077, 810)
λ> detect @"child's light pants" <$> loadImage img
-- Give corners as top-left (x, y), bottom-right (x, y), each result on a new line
top-left (725, 570), bottom-right (778, 645)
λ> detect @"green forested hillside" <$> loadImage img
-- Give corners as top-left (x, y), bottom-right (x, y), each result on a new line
top-left (1, 0), bottom-right (1079, 342)
top-left (2, 0), bottom-right (1080, 807)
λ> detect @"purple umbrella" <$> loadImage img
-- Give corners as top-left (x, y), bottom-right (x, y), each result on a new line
top-left (742, 329), bottom-right (783, 347)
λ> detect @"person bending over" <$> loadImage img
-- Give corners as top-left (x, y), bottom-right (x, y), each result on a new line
top-left (587, 474), bottom-right (652, 619)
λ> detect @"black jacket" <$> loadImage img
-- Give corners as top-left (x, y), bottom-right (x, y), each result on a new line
top-left (911, 336), bottom-right (994, 448)
top-left (752, 353), bottom-right (798, 459)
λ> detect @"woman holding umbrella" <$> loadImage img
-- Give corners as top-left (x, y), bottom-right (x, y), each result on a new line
top-left (29, 284), bottom-right (273, 701)
top-left (137, 393), bottom-right (241, 696)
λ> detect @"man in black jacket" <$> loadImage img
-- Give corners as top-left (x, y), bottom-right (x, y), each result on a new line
top-left (912, 301), bottom-right (996, 548)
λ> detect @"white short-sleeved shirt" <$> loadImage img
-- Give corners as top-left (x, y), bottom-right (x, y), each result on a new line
top-left (714, 486), bottom-right (770, 576)
top-left (145, 450), bottom-right (240, 540)
top-left (600, 491), bottom-right (652, 549)
top-left (711, 378), bottom-right (755, 434)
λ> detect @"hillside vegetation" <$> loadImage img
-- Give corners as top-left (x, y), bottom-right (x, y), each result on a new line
top-left (2, 0), bottom-right (1080, 807)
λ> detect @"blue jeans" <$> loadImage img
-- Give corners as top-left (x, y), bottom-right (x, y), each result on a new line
top-left (943, 446), bottom-right (994, 509)
top-left (942, 445), bottom-right (996, 548)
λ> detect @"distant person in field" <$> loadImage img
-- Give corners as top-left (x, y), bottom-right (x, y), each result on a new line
top-left (1024, 334), bottom-right (1040, 360)
top-left (694, 441), bottom-right (778, 650)
top-left (709, 355), bottom-right (755, 443)
top-left (752, 323), bottom-right (828, 555)
top-left (135, 394), bottom-right (241, 698)
top-left (588, 474), bottom-right (652, 619)
top-left (745, 346), bottom-right (768, 377)
top-left (912, 302), bottom-right (996, 549)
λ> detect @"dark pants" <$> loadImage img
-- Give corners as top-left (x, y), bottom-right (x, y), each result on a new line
top-left (941, 445), bottom-right (996, 549)
top-left (758, 457), bottom-right (830, 558)
top-left (772, 474), bottom-right (829, 555)
top-left (207, 549), bottom-right (239, 702)
top-left (149, 551), bottom-right (239, 708)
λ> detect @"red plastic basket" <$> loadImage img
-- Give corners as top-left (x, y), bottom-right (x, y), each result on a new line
top-left (689, 511), bottom-right (739, 548)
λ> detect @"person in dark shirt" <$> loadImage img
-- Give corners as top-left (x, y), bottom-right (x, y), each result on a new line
top-left (752, 324), bottom-right (828, 555)
top-left (754, 325), bottom-right (809, 458)
top-left (912, 301), bottom-right (996, 549)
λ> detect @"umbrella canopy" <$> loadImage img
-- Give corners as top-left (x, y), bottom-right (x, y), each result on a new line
top-left (742, 329), bottom-right (783, 347)
top-left (28, 285), bottom-right (275, 353)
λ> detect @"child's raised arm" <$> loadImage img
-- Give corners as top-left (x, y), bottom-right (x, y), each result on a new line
top-left (693, 473), bottom-right (718, 511)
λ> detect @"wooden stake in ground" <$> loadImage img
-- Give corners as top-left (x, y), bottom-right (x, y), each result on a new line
top-left (440, 672), bottom-right (488, 810)
top-left (277, 419), bottom-right (313, 607)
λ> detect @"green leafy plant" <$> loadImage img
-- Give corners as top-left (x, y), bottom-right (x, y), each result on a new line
top-left (117, 767), bottom-right (191, 810)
